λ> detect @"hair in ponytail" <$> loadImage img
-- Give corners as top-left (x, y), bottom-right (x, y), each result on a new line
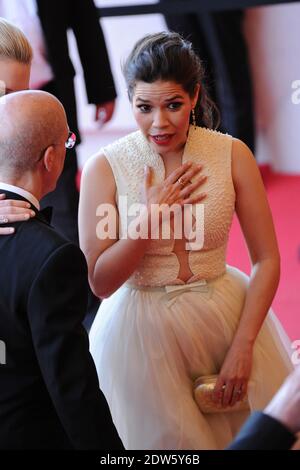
top-left (123, 31), bottom-right (220, 129)
top-left (0, 17), bottom-right (32, 64)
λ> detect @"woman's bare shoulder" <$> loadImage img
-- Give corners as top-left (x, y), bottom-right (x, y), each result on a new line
top-left (82, 151), bottom-right (111, 175)
top-left (232, 138), bottom-right (254, 162)
top-left (231, 138), bottom-right (258, 189)
top-left (81, 151), bottom-right (115, 190)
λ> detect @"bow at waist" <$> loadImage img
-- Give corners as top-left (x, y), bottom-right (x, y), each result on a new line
top-left (125, 279), bottom-right (213, 308)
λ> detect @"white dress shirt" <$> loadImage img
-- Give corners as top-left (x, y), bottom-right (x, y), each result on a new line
top-left (0, 182), bottom-right (40, 210)
top-left (0, 0), bottom-right (54, 89)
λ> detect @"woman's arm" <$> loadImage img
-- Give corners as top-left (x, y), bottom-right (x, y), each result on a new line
top-left (231, 138), bottom-right (280, 346)
top-left (78, 154), bottom-right (150, 299)
top-left (79, 155), bottom-right (207, 298)
top-left (213, 138), bottom-right (281, 407)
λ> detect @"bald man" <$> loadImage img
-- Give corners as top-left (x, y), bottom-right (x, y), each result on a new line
top-left (0, 91), bottom-right (123, 450)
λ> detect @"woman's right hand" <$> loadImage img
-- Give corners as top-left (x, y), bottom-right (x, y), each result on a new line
top-left (142, 161), bottom-right (207, 231)
top-left (0, 194), bottom-right (36, 235)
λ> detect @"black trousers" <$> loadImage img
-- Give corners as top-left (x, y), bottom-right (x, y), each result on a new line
top-left (160, 3), bottom-right (255, 151)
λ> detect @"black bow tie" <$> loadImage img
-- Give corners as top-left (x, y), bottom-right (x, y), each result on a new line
top-left (39, 206), bottom-right (53, 224)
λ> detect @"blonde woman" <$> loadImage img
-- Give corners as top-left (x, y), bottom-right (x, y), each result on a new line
top-left (0, 17), bottom-right (32, 96)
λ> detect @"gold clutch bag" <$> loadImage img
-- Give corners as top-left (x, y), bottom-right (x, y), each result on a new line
top-left (194, 375), bottom-right (250, 414)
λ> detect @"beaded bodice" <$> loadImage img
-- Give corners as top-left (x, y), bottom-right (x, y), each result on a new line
top-left (102, 126), bottom-right (235, 286)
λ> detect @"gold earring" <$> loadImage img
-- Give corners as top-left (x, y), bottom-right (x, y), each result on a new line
top-left (192, 108), bottom-right (196, 129)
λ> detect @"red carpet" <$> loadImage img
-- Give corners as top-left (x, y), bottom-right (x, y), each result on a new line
top-left (227, 166), bottom-right (300, 341)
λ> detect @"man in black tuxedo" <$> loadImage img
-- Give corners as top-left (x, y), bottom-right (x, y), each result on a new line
top-left (0, 90), bottom-right (123, 450)
top-left (228, 367), bottom-right (300, 450)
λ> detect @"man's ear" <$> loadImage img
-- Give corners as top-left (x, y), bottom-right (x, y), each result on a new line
top-left (43, 146), bottom-right (55, 172)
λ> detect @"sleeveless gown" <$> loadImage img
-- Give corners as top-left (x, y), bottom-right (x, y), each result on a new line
top-left (89, 126), bottom-right (293, 450)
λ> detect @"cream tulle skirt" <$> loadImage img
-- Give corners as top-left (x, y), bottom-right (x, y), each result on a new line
top-left (89, 265), bottom-right (293, 450)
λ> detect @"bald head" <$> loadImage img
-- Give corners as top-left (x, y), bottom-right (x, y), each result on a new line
top-left (0, 90), bottom-right (68, 178)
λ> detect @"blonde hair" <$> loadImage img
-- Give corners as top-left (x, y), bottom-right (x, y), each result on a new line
top-left (0, 17), bottom-right (33, 64)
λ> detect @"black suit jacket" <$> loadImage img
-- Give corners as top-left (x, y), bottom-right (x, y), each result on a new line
top-left (0, 191), bottom-right (123, 450)
top-left (227, 412), bottom-right (296, 450)
top-left (36, 0), bottom-right (117, 141)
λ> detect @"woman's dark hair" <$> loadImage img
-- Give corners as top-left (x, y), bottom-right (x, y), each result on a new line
top-left (122, 31), bottom-right (220, 129)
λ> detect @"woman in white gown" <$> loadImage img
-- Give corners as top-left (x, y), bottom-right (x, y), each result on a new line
top-left (78, 32), bottom-right (293, 450)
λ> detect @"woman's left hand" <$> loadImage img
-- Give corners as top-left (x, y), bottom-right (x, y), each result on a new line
top-left (212, 342), bottom-right (253, 407)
